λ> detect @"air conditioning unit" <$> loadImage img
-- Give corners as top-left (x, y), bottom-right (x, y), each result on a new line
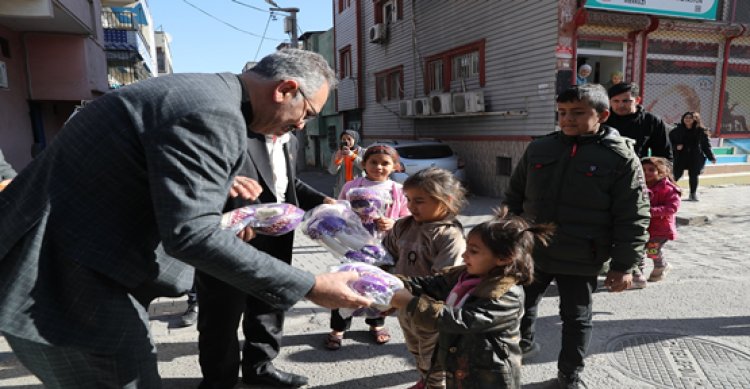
top-left (399, 99), bottom-right (414, 117)
top-left (453, 91), bottom-right (485, 113)
top-left (431, 93), bottom-right (453, 115)
top-left (369, 23), bottom-right (387, 43)
top-left (414, 97), bottom-right (431, 116)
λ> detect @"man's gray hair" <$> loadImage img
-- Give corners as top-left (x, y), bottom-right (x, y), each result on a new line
top-left (250, 48), bottom-right (338, 97)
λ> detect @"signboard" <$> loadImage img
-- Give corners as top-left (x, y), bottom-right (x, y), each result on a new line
top-left (585, 0), bottom-right (719, 21)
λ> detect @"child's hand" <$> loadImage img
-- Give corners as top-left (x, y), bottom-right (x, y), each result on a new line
top-left (603, 271), bottom-right (632, 292)
top-left (390, 289), bottom-right (414, 309)
top-left (376, 217), bottom-right (395, 231)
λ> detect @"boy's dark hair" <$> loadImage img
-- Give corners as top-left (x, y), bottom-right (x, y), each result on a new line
top-left (403, 167), bottom-right (466, 218)
top-left (469, 208), bottom-right (555, 285)
top-left (608, 82), bottom-right (640, 99)
top-left (556, 84), bottom-right (609, 113)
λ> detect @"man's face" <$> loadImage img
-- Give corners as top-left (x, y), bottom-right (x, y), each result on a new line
top-left (578, 68), bottom-right (591, 78)
top-left (609, 91), bottom-right (639, 116)
top-left (557, 100), bottom-right (609, 136)
top-left (255, 81), bottom-right (330, 136)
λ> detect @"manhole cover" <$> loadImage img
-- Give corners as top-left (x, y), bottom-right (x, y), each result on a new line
top-left (607, 333), bottom-right (750, 388)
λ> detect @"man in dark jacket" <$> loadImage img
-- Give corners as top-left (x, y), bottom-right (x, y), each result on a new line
top-left (606, 82), bottom-right (673, 160)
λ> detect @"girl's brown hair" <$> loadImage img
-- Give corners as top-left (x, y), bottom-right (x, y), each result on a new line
top-left (641, 156), bottom-right (675, 182)
top-left (403, 167), bottom-right (466, 218)
top-left (362, 144), bottom-right (400, 165)
top-left (469, 208), bottom-right (555, 285)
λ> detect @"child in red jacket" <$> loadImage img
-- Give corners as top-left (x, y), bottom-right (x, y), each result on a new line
top-left (641, 157), bottom-right (681, 283)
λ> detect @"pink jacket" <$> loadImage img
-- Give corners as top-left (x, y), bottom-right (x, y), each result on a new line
top-left (647, 178), bottom-right (681, 240)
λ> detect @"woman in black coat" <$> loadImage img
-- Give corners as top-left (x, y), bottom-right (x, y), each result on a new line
top-left (669, 112), bottom-right (717, 201)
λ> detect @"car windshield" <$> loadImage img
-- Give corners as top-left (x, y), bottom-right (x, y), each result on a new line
top-left (396, 145), bottom-right (453, 159)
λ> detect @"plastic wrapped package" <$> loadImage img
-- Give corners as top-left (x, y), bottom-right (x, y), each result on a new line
top-left (333, 262), bottom-right (404, 318)
top-left (301, 202), bottom-right (394, 266)
top-left (220, 203), bottom-right (305, 236)
top-left (345, 187), bottom-right (392, 239)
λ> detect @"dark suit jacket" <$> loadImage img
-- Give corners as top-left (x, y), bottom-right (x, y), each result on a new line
top-left (0, 73), bottom-right (315, 353)
top-left (228, 132), bottom-right (327, 262)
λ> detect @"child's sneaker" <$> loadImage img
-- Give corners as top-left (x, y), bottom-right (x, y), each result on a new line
top-left (648, 263), bottom-right (672, 282)
top-left (629, 272), bottom-right (648, 289)
top-left (406, 379), bottom-right (426, 389)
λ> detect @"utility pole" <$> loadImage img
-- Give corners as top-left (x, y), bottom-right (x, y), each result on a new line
top-left (270, 7), bottom-right (299, 48)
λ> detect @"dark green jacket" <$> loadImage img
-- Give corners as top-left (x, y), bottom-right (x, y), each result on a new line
top-left (401, 266), bottom-right (523, 389)
top-left (503, 126), bottom-right (650, 276)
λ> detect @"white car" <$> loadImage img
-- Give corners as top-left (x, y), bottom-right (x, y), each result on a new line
top-left (369, 140), bottom-right (466, 184)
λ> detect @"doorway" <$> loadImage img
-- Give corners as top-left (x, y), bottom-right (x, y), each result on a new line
top-left (577, 39), bottom-right (627, 87)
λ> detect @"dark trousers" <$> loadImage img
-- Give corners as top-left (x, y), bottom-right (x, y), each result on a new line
top-left (195, 270), bottom-right (285, 389)
top-left (330, 309), bottom-right (385, 332)
top-left (520, 268), bottom-right (598, 376)
top-left (674, 159), bottom-right (705, 195)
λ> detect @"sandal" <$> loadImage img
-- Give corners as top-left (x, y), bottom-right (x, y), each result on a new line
top-left (370, 327), bottom-right (391, 345)
top-left (324, 332), bottom-right (343, 350)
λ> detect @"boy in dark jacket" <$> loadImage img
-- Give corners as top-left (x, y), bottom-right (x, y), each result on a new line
top-left (607, 82), bottom-right (673, 161)
top-left (502, 84), bottom-right (650, 389)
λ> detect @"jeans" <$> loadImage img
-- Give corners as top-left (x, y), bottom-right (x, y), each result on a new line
top-left (520, 268), bottom-right (598, 376)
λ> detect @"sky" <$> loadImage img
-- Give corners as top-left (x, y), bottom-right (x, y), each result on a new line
top-left (149, 0), bottom-right (334, 73)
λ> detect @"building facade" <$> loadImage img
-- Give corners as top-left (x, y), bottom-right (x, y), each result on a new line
top-left (0, 0), bottom-right (108, 169)
top-left (0, 0), bottom-right (164, 172)
top-left (334, 0), bottom-right (750, 197)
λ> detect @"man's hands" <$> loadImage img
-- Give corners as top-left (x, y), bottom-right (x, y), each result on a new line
top-left (230, 175), bottom-right (263, 200)
top-left (323, 197), bottom-right (337, 205)
top-left (306, 271), bottom-right (372, 309)
top-left (603, 271), bottom-right (632, 292)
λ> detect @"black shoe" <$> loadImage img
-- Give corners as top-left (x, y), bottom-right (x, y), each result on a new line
top-left (689, 192), bottom-right (699, 201)
top-left (557, 371), bottom-right (587, 389)
top-left (177, 303), bottom-right (198, 327)
top-left (520, 339), bottom-right (540, 361)
top-left (243, 369), bottom-right (308, 388)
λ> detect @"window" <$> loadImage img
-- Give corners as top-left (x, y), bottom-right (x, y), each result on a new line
top-left (423, 39), bottom-right (485, 94)
top-left (375, 65), bottom-right (403, 102)
top-left (374, 0), bottom-right (402, 24)
top-left (451, 51), bottom-right (479, 81)
top-left (339, 46), bottom-right (352, 79)
top-left (338, 0), bottom-right (352, 13)
top-left (427, 60), bottom-right (443, 92)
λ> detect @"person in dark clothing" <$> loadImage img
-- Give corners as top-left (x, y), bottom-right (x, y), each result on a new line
top-left (504, 84), bottom-right (650, 389)
top-left (606, 82), bottom-right (673, 160)
top-left (196, 132), bottom-right (335, 389)
top-left (669, 112), bottom-right (717, 201)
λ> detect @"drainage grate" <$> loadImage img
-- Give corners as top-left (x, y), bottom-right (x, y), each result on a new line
top-left (607, 333), bottom-right (750, 388)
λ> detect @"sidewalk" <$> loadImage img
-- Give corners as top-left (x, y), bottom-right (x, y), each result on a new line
top-left (2, 172), bottom-right (749, 388)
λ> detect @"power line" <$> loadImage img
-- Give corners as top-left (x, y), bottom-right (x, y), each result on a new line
top-left (181, 0), bottom-right (284, 41)
top-left (254, 13), bottom-right (274, 61)
top-left (230, 0), bottom-right (271, 14)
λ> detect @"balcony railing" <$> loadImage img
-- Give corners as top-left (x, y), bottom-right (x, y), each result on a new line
top-left (101, 9), bottom-right (140, 30)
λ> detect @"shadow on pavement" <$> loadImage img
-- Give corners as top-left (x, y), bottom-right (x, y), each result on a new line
top-left (283, 333), bottom-right (412, 363)
top-left (302, 371), bottom-right (416, 389)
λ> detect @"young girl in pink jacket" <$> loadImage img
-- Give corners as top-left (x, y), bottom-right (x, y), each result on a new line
top-left (641, 157), bottom-right (682, 283)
